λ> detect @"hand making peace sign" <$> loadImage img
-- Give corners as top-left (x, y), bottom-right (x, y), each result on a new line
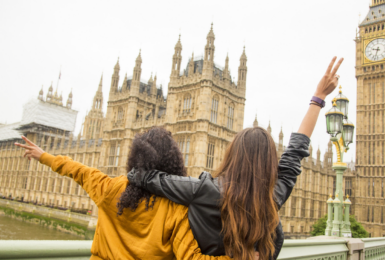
top-left (314, 56), bottom-right (344, 100)
top-left (14, 136), bottom-right (45, 161)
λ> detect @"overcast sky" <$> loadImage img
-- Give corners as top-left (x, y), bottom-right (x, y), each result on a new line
top-left (0, 0), bottom-right (370, 162)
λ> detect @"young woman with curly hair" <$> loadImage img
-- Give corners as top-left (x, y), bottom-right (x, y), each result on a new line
top-left (127, 57), bottom-right (344, 260)
top-left (15, 127), bottom-right (235, 260)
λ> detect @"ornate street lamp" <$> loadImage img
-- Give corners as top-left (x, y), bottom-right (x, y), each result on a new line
top-left (325, 99), bottom-right (344, 137)
top-left (324, 86), bottom-right (355, 238)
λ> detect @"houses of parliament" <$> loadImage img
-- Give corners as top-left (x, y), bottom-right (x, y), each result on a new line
top-left (1, 9), bottom-right (385, 238)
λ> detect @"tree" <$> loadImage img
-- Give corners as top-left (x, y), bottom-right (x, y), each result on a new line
top-left (311, 214), bottom-right (369, 238)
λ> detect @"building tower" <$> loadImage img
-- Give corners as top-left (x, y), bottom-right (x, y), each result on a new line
top-left (202, 23), bottom-right (215, 79)
top-left (171, 35), bottom-right (182, 79)
top-left (278, 126), bottom-right (284, 158)
top-left (83, 75), bottom-right (104, 140)
top-left (355, 1), bottom-right (385, 236)
top-left (238, 47), bottom-right (247, 96)
top-left (109, 58), bottom-right (120, 99)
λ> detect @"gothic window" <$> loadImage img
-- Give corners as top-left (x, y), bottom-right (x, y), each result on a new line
top-left (374, 114), bottom-right (376, 133)
top-left (367, 206), bottom-right (370, 222)
top-left (368, 179), bottom-right (371, 196)
top-left (291, 197), bottom-right (296, 217)
top-left (206, 140), bottom-right (215, 169)
top-left (183, 95), bottom-right (192, 113)
top-left (227, 104), bottom-right (234, 130)
top-left (117, 107), bottom-right (124, 123)
top-left (382, 178), bottom-right (384, 197)
top-left (108, 143), bottom-right (120, 167)
top-left (178, 136), bottom-right (191, 166)
top-left (372, 206), bottom-right (374, 222)
top-left (43, 178), bottom-right (48, 191)
top-left (301, 199), bottom-right (306, 217)
top-left (333, 179), bottom-right (336, 196)
top-left (210, 96), bottom-right (219, 123)
top-left (373, 180), bottom-right (375, 197)
top-left (369, 143), bottom-right (371, 164)
top-left (66, 179), bottom-right (71, 194)
top-left (345, 179), bottom-right (352, 197)
top-left (50, 179), bottom-right (55, 192)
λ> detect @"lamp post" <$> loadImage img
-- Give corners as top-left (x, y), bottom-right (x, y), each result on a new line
top-left (324, 86), bottom-right (355, 238)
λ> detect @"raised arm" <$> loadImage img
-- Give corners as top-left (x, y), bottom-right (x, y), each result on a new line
top-left (297, 56), bottom-right (343, 138)
top-left (127, 169), bottom-right (204, 207)
top-left (15, 136), bottom-right (114, 206)
top-left (274, 56), bottom-right (344, 208)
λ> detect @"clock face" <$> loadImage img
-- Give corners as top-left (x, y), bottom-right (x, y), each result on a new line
top-left (365, 38), bottom-right (385, 61)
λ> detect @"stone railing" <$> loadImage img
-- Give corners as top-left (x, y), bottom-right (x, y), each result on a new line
top-left (0, 240), bottom-right (92, 260)
top-left (1, 237), bottom-right (384, 259)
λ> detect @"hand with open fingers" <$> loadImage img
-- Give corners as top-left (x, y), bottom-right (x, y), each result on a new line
top-left (314, 56), bottom-right (344, 100)
top-left (14, 136), bottom-right (45, 161)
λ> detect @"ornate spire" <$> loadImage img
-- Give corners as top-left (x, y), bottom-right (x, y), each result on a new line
top-left (175, 34), bottom-right (182, 49)
top-left (253, 113), bottom-right (258, 127)
top-left (267, 121), bottom-right (272, 135)
top-left (207, 23), bottom-right (215, 39)
top-left (98, 74), bottom-right (103, 92)
top-left (136, 49), bottom-right (142, 63)
top-left (148, 72), bottom-right (153, 83)
top-left (114, 57), bottom-right (120, 70)
top-left (66, 89), bottom-right (73, 109)
top-left (279, 126), bottom-right (284, 138)
top-left (38, 85), bottom-right (44, 101)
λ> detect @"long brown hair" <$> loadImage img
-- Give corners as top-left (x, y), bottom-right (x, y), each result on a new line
top-left (216, 127), bottom-right (279, 260)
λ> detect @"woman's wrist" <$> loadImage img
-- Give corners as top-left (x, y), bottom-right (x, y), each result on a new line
top-left (313, 92), bottom-right (326, 100)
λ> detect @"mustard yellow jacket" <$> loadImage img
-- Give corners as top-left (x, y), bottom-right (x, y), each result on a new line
top-left (40, 153), bottom-right (231, 260)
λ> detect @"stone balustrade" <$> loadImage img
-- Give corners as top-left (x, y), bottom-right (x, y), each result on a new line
top-left (0, 238), bottom-right (384, 259)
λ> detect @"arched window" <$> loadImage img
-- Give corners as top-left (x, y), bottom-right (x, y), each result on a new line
top-left (117, 107), bottom-right (124, 123)
top-left (210, 96), bottom-right (219, 123)
top-left (183, 94), bottom-right (192, 113)
top-left (227, 104), bottom-right (234, 130)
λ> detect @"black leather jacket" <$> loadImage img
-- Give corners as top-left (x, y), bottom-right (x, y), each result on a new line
top-left (127, 133), bottom-right (310, 259)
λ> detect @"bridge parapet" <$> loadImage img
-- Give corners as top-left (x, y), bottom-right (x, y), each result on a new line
top-left (0, 238), bottom-right (384, 259)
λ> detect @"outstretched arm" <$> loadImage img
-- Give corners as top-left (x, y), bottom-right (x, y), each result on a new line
top-left (275, 57), bottom-right (344, 208)
top-left (15, 136), bottom-right (114, 206)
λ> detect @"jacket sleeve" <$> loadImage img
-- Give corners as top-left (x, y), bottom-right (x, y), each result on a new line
top-left (39, 153), bottom-right (114, 206)
top-left (274, 133), bottom-right (310, 209)
top-left (127, 169), bottom-right (205, 206)
top-left (171, 206), bottom-right (232, 260)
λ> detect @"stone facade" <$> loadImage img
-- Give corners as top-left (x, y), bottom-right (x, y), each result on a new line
top-left (353, 0), bottom-right (385, 238)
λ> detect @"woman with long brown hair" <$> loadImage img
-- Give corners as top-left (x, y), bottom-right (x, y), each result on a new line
top-left (128, 56), bottom-right (344, 260)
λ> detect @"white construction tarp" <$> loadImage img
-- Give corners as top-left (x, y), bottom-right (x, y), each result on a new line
top-left (0, 122), bottom-right (22, 141)
top-left (20, 99), bottom-right (78, 132)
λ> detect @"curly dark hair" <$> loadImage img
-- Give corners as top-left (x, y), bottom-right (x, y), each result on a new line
top-left (117, 127), bottom-right (186, 215)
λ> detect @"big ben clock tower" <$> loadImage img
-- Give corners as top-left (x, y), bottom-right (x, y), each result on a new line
top-left (355, 0), bottom-right (385, 237)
